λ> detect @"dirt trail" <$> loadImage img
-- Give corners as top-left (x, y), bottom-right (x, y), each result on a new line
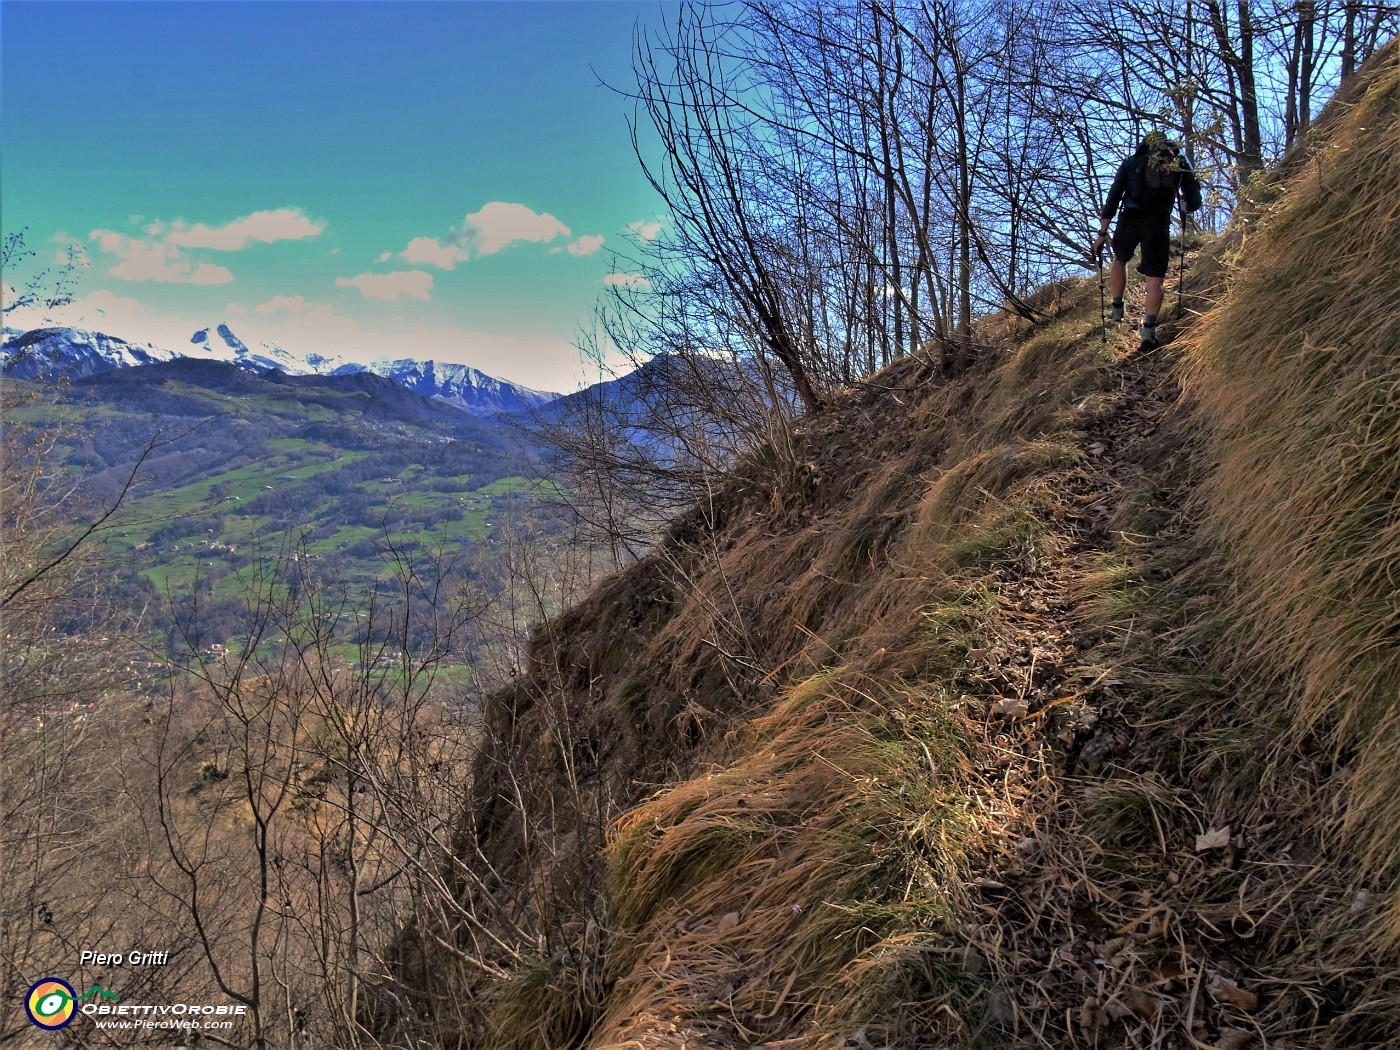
top-left (911, 299), bottom-right (1395, 1047)
top-left (909, 311), bottom-right (1282, 1048)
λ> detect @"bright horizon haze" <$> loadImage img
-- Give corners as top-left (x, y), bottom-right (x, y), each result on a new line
top-left (1, 0), bottom-right (673, 392)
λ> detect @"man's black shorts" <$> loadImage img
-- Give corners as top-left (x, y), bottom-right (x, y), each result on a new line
top-left (1112, 208), bottom-right (1172, 278)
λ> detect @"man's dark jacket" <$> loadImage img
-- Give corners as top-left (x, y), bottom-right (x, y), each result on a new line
top-left (1101, 153), bottom-right (1203, 221)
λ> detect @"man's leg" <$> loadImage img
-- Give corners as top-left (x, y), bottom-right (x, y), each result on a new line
top-left (1139, 214), bottom-right (1171, 344)
top-left (1143, 276), bottom-right (1164, 317)
top-left (1109, 259), bottom-right (1127, 300)
top-left (1141, 276), bottom-right (1165, 345)
top-left (1108, 259), bottom-right (1127, 320)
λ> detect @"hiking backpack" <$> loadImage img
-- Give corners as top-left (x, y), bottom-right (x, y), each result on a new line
top-left (1134, 141), bottom-right (1184, 210)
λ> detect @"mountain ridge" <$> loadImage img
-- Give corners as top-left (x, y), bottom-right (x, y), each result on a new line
top-left (1, 322), bottom-right (560, 417)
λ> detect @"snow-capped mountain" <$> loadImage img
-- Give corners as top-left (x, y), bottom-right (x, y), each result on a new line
top-left (1, 322), bottom-right (560, 416)
top-left (0, 327), bottom-right (179, 380)
top-left (303, 351), bottom-right (350, 374)
top-left (186, 322), bottom-right (342, 376)
top-left (347, 358), bottom-right (556, 416)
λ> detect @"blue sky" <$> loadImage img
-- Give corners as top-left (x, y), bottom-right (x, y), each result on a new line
top-left (1, 0), bottom-right (672, 390)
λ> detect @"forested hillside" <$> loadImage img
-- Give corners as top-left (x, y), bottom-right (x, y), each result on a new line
top-left (6, 358), bottom-right (546, 651)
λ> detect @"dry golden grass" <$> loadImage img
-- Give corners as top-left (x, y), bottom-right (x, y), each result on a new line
top-left (1179, 36), bottom-right (1400, 939)
top-left (379, 40), bottom-right (1400, 1050)
top-left (514, 303), bottom-right (1132, 1046)
top-left (411, 291), bottom-right (1120, 1048)
top-left (595, 661), bottom-right (1007, 1048)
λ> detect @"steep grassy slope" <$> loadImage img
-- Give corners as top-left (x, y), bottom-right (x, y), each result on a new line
top-left (1180, 41), bottom-right (1400, 939)
top-left (380, 38), bottom-right (1400, 1050)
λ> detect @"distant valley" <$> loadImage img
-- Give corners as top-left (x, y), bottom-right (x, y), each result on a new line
top-left (2, 330), bottom-right (566, 658)
top-left (1, 322), bottom-right (684, 659)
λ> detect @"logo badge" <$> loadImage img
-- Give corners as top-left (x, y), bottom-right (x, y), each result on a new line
top-left (25, 979), bottom-right (77, 1029)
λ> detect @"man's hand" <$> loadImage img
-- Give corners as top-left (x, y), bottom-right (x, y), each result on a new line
top-left (1091, 232), bottom-right (1107, 258)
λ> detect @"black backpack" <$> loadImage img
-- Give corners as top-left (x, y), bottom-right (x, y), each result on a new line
top-left (1134, 141), bottom-right (1184, 210)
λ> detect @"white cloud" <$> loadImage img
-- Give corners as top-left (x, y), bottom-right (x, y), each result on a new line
top-left (400, 236), bottom-right (462, 270)
top-left (603, 272), bottom-right (651, 289)
top-left (73, 289), bottom-right (146, 320)
top-left (270, 303), bottom-right (365, 350)
top-left (627, 218), bottom-right (666, 241)
top-left (456, 202), bottom-right (569, 256)
top-left (255, 294), bottom-right (318, 316)
top-left (85, 208), bottom-right (322, 286)
top-left (188, 264), bottom-right (235, 285)
top-left (386, 203), bottom-right (581, 268)
top-left (237, 297), bottom-right (359, 349)
top-left (164, 208), bottom-right (325, 250)
top-left (89, 229), bottom-right (235, 285)
top-left (227, 302), bottom-right (249, 315)
top-left (565, 234), bottom-right (605, 256)
top-left (335, 270), bottom-right (433, 302)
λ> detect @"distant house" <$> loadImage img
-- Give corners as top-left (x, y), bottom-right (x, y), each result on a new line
top-left (367, 650), bottom-right (404, 671)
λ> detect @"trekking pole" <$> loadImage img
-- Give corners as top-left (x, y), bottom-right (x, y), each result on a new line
top-left (1097, 244), bottom-right (1107, 345)
top-left (1177, 198), bottom-right (1187, 321)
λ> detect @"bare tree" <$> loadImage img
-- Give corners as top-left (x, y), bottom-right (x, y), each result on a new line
top-left (630, 3), bottom-right (828, 414)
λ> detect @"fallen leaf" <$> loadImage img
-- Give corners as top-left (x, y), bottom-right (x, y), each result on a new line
top-left (1217, 1028), bottom-right (1252, 1050)
top-left (1195, 826), bottom-right (1232, 851)
top-left (1128, 986), bottom-right (1158, 1019)
top-left (716, 911), bottom-right (741, 934)
top-left (1098, 935), bottom-right (1131, 960)
top-left (992, 698), bottom-right (1030, 719)
top-left (985, 984), bottom-right (1014, 1023)
top-left (1078, 999), bottom-right (1107, 1038)
top-left (1209, 974), bottom-right (1258, 1012)
top-left (1351, 888), bottom-right (1379, 913)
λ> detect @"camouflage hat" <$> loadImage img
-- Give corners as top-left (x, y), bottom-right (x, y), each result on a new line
top-left (1139, 130), bottom-right (1180, 154)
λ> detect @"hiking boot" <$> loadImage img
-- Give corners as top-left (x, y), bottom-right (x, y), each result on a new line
top-left (1109, 302), bottom-right (1124, 322)
top-left (1140, 323), bottom-right (1158, 347)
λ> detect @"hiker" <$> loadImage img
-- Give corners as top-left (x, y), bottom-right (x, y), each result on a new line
top-left (1091, 131), bottom-right (1203, 346)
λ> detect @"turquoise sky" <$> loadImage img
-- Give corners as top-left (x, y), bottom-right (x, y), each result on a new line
top-left (1, 0), bottom-right (672, 390)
